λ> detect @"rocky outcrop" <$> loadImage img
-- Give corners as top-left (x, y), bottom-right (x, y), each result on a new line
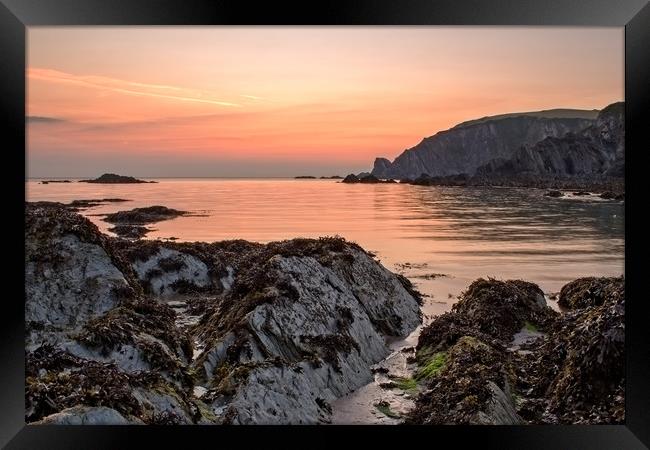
top-left (474, 102), bottom-right (624, 180)
top-left (342, 174), bottom-right (360, 183)
top-left (557, 276), bottom-right (624, 310)
top-left (34, 406), bottom-right (136, 425)
top-left (190, 238), bottom-right (422, 424)
top-left (25, 203), bottom-right (422, 425)
top-left (79, 173), bottom-right (154, 184)
top-left (518, 277), bottom-right (624, 424)
top-left (25, 202), bottom-right (140, 349)
top-left (372, 112), bottom-right (595, 180)
top-left (406, 276), bottom-right (624, 425)
top-left (369, 103), bottom-right (624, 191)
top-left (102, 206), bottom-right (187, 225)
top-left (341, 173), bottom-right (396, 184)
top-left (25, 203), bottom-right (204, 425)
top-left (107, 225), bottom-right (153, 239)
top-left (67, 198), bottom-right (130, 209)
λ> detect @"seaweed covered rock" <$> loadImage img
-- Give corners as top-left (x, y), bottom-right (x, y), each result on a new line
top-left (25, 204), bottom-right (210, 425)
top-left (70, 298), bottom-right (193, 377)
top-left (103, 206), bottom-right (187, 225)
top-left (451, 278), bottom-right (556, 342)
top-left (25, 202), bottom-right (141, 348)
top-left (25, 345), bottom-right (206, 425)
top-left (517, 276), bottom-right (625, 424)
top-left (26, 203), bottom-right (423, 425)
top-left (410, 276), bottom-right (624, 425)
top-left (415, 311), bottom-right (502, 355)
top-left (130, 247), bottom-right (213, 297)
top-left (557, 276), bottom-right (624, 310)
top-left (34, 406), bottom-right (136, 425)
top-left (406, 336), bottom-right (521, 425)
top-left (108, 225), bottom-right (153, 240)
top-left (191, 237), bottom-right (422, 424)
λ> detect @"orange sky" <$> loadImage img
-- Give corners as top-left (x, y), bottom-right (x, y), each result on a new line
top-left (27, 27), bottom-right (623, 177)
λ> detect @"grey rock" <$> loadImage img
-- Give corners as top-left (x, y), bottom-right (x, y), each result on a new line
top-left (195, 251), bottom-right (422, 424)
top-left (372, 113), bottom-right (595, 179)
top-left (474, 102), bottom-right (624, 180)
top-left (131, 247), bottom-right (211, 297)
top-left (474, 381), bottom-right (522, 425)
top-left (34, 406), bottom-right (139, 425)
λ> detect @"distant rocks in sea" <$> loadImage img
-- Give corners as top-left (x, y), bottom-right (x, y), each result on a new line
top-left (107, 225), bottom-right (154, 239)
top-left (545, 190), bottom-right (564, 198)
top-left (600, 191), bottom-right (625, 201)
top-left (295, 175), bottom-right (317, 179)
top-left (99, 205), bottom-right (189, 239)
top-left (102, 205), bottom-right (187, 226)
top-left (24, 202), bottom-right (422, 425)
top-left (40, 180), bottom-right (71, 184)
top-left (409, 173), bottom-right (470, 186)
top-left (66, 198), bottom-right (130, 210)
top-left (342, 173), bottom-right (396, 184)
top-left (79, 173), bottom-right (156, 184)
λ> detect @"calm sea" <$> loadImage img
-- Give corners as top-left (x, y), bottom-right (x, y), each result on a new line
top-left (26, 178), bottom-right (624, 317)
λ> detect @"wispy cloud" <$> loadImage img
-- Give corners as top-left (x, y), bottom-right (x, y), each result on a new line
top-left (240, 94), bottom-right (265, 101)
top-left (28, 68), bottom-right (241, 107)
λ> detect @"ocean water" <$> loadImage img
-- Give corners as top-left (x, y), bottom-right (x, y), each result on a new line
top-left (26, 178), bottom-right (624, 317)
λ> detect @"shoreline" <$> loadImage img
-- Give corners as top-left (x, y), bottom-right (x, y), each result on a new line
top-left (25, 201), bottom-right (624, 425)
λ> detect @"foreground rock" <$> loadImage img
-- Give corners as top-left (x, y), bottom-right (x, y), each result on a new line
top-left (79, 173), bottom-right (155, 184)
top-left (26, 203), bottom-right (200, 424)
top-left (190, 238), bottom-right (421, 424)
top-left (25, 203), bottom-right (422, 425)
top-left (406, 276), bottom-right (624, 425)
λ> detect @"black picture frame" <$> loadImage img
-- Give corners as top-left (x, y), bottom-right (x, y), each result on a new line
top-left (2, 0), bottom-right (648, 448)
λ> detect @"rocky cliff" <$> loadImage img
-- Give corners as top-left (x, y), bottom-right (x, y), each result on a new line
top-left (25, 202), bottom-right (422, 425)
top-left (474, 102), bottom-right (624, 180)
top-left (371, 112), bottom-right (596, 179)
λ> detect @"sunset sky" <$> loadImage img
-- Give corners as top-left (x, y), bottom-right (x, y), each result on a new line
top-left (27, 27), bottom-right (623, 178)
